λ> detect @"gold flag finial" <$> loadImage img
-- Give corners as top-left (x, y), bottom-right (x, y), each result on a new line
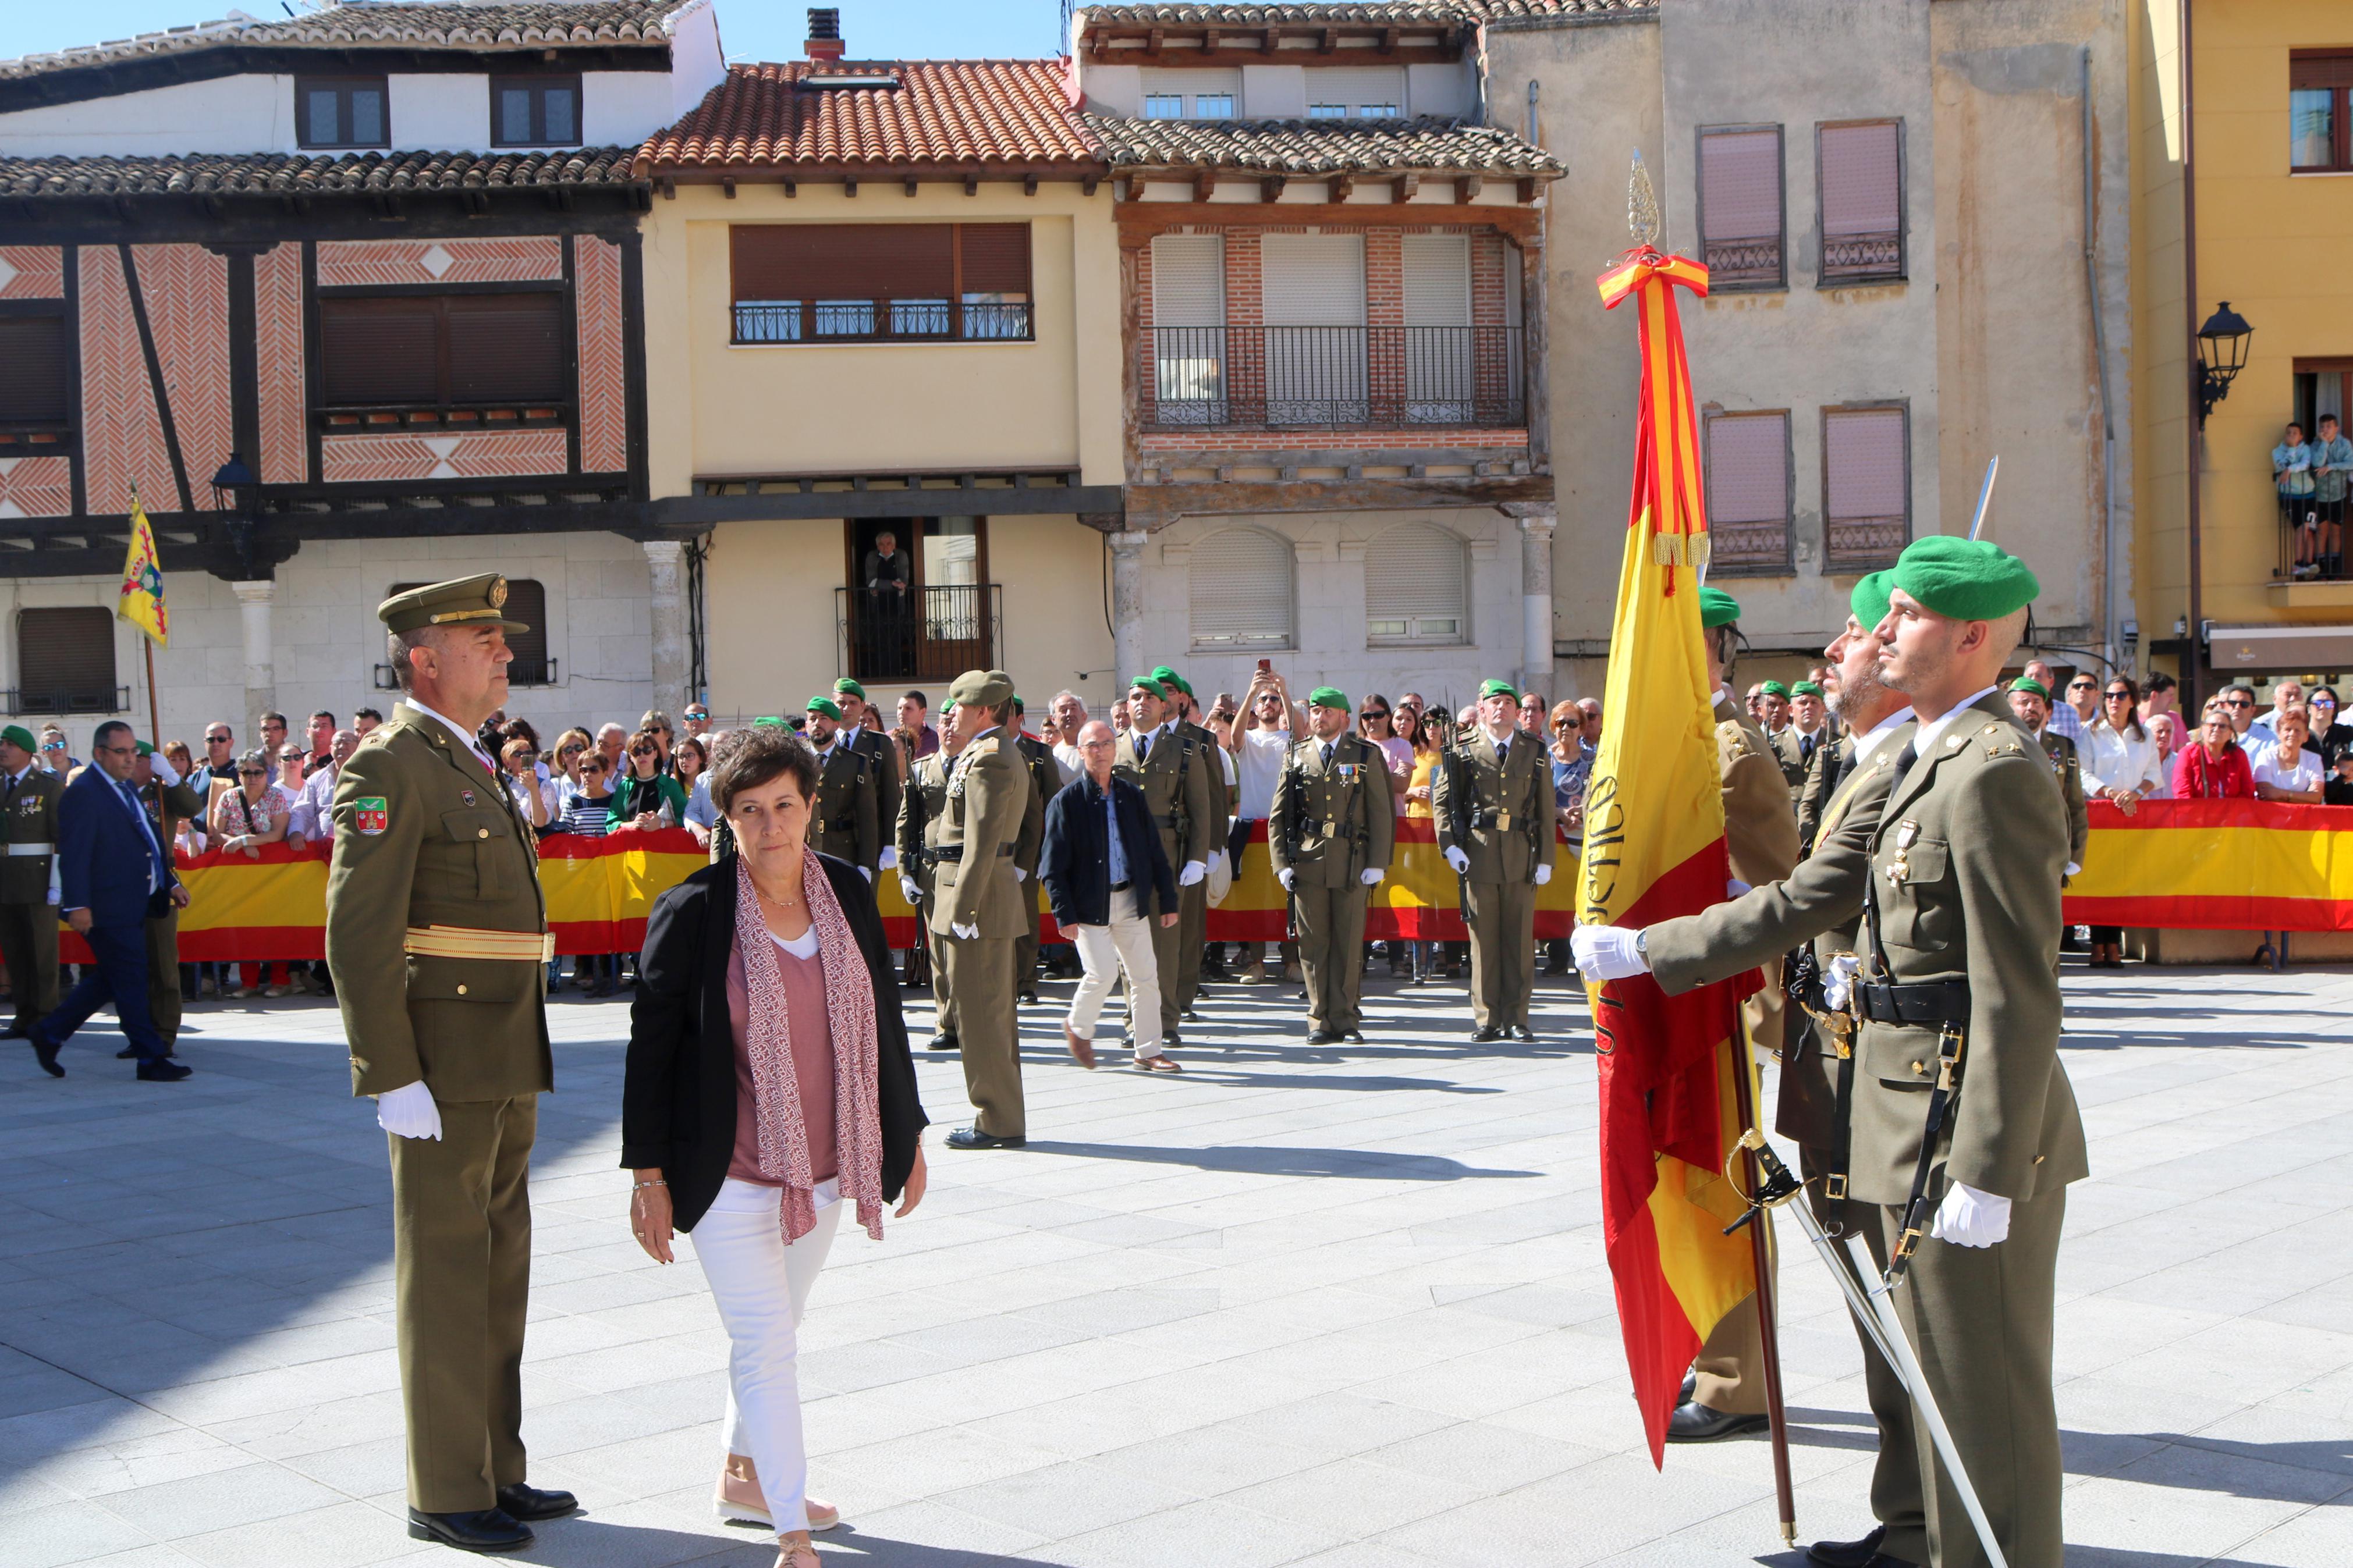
top-left (1628, 149), bottom-right (1659, 248)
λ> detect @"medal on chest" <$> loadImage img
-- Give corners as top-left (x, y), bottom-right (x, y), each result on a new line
top-left (1886, 818), bottom-right (1921, 886)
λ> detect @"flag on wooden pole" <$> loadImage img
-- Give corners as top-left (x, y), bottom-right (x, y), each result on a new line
top-left (118, 491), bottom-right (169, 648)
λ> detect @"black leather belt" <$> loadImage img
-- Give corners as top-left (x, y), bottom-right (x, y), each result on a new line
top-left (1854, 980), bottom-right (1969, 1026)
top-left (931, 843), bottom-right (1014, 862)
top-left (1109, 879), bottom-right (1133, 892)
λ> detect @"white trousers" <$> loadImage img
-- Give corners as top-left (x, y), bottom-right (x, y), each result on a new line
top-left (1066, 885), bottom-right (1165, 1060)
top-left (694, 1178), bottom-right (842, 1535)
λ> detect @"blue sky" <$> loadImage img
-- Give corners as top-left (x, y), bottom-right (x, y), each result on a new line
top-left (7, 1), bottom-right (1074, 66)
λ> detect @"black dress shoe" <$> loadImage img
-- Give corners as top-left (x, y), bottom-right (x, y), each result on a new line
top-left (1305, 1028), bottom-right (1344, 1045)
top-left (1, 1020), bottom-right (27, 1039)
top-left (1664, 1399), bottom-right (1769, 1443)
top-left (406, 1507), bottom-right (533, 1552)
top-left (1511, 1026), bottom-right (1536, 1042)
top-left (117, 1046), bottom-right (137, 1059)
top-left (945, 1125), bottom-right (1026, 1150)
top-left (137, 1058), bottom-right (192, 1082)
top-left (1018, 990), bottom-right (1039, 1005)
top-left (928, 1033), bottom-right (960, 1051)
top-left (30, 1034), bottom-right (62, 1078)
top-left (1472, 1025), bottom-right (1503, 1043)
top-left (494, 1482), bottom-right (579, 1521)
top-left (1680, 1370), bottom-right (1697, 1406)
top-left (1808, 1524), bottom-right (1891, 1568)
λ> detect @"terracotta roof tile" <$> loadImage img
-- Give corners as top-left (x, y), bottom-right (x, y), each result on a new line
top-left (1078, 1), bottom-right (1652, 25)
top-left (638, 61), bottom-right (1100, 175)
top-left (1087, 114), bottom-right (1560, 178)
top-left (0, 148), bottom-right (641, 197)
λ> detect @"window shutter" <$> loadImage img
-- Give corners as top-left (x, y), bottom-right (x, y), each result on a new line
top-left (1259, 234), bottom-right (1365, 326)
top-left (730, 225), bottom-right (954, 302)
top-left (1823, 406), bottom-right (1910, 569)
top-left (1400, 236), bottom-right (1470, 327)
top-left (318, 297), bottom-right (438, 406)
top-left (1305, 66), bottom-right (1406, 115)
top-left (1151, 235), bottom-right (1224, 327)
top-left (1365, 524), bottom-right (1467, 643)
top-left (17, 607), bottom-right (117, 711)
top-left (959, 224), bottom-right (1030, 296)
top-left (447, 295), bottom-right (566, 404)
top-left (0, 317), bottom-right (71, 424)
top-left (1819, 122), bottom-right (1901, 237)
top-left (502, 579), bottom-right (549, 674)
top-left (1705, 411), bottom-right (1790, 573)
top-left (1700, 128), bottom-right (1783, 242)
top-left (1189, 529), bottom-right (1295, 649)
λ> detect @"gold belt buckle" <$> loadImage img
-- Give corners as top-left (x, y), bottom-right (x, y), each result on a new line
top-left (1496, 812), bottom-right (1513, 830)
top-left (1823, 1174), bottom-right (1848, 1201)
top-left (1321, 819), bottom-right (1337, 835)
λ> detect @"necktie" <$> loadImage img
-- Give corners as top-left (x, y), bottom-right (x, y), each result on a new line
top-left (1321, 742), bottom-right (1335, 769)
top-left (1136, 732), bottom-right (1149, 765)
top-left (1802, 734), bottom-right (1815, 763)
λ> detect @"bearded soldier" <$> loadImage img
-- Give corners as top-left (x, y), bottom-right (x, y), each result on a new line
top-left (1113, 675), bottom-right (1211, 1046)
top-left (1270, 687), bottom-right (1395, 1044)
top-left (802, 695), bottom-right (880, 883)
top-left (932, 670), bottom-right (1032, 1149)
top-left (1433, 678), bottom-right (1550, 1041)
top-left (897, 707), bottom-right (964, 1051)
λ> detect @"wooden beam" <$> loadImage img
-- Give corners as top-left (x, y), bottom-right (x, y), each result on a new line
top-left (1320, 27), bottom-right (1337, 52)
top-left (1380, 26), bottom-right (1400, 54)
top-left (721, 176), bottom-right (735, 199)
top-left (1117, 200), bottom-right (1540, 246)
top-left (843, 177), bottom-right (857, 197)
top-left (1453, 176), bottom-right (1482, 204)
top-left (904, 177), bottom-right (918, 197)
top-left (1260, 175), bottom-right (1286, 202)
top-left (1082, 175), bottom-right (1099, 197)
top-left (783, 179), bottom-right (796, 198)
top-left (1393, 173), bottom-right (1420, 202)
top-left (659, 177), bottom-right (675, 200)
top-left (964, 173), bottom-right (979, 195)
top-left (1193, 168), bottom-right (1218, 202)
top-left (1517, 177), bottom-right (1539, 204)
top-left (1330, 174), bottom-right (1354, 204)
top-left (1023, 174), bottom-right (1039, 197)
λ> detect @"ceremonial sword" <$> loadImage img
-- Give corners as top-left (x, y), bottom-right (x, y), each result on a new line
top-left (1967, 455), bottom-right (2000, 542)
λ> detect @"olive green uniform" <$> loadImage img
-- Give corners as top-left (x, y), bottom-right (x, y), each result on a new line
top-left (2033, 728), bottom-right (2091, 872)
top-left (846, 722), bottom-right (903, 848)
top-left (1270, 731), bottom-right (1396, 1035)
top-left (808, 739), bottom-right (880, 881)
top-left (1771, 724), bottom-right (1828, 805)
top-left (1113, 723), bottom-right (1213, 1040)
top-left (1432, 728), bottom-right (1548, 1031)
top-left (897, 750), bottom-right (957, 1043)
top-left (930, 728), bottom-right (1031, 1137)
top-left (137, 775), bottom-right (204, 1050)
top-left (0, 762), bottom-right (64, 1028)
top-left (1796, 731), bottom-right (1856, 856)
top-left (1010, 733), bottom-right (1061, 998)
top-left (1172, 716), bottom-right (1230, 1016)
top-left (328, 703), bottom-right (552, 1517)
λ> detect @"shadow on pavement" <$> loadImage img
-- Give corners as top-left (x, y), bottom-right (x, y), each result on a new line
top-left (1021, 1140), bottom-right (1539, 1180)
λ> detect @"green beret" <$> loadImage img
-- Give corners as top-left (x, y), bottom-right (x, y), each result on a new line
top-left (1126, 674), bottom-right (1167, 699)
top-left (832, 678), bottom-right (865, 699)
top-left (752, 716), bottom-right (787, 728)
top-left (1479, 678), bottom-right (1518, 701)
top-left (1892, 536), bottom-right (2040, 621)
top-left (2008, 677), bottom-right (2050, 701)
top-left (376, 573), bottom-right (531, 636)
top-left (946, 668), bottom-right (1014, 708)
top-left (1149, 664), bottom-right (1194, 698)
top-left (1760, 680), bottom-right (1790, 698)
top-left (1850, 570), bottom-right (1896, 630)
top-left (1013, 695), bottom-right (1027, 710)
top-left (805, 696), bottom-right (842, 720)
top-left (0, 725), bottom-right (35, 753)
top-left (1791, 681), bottom-right (1823, 698)
top-left (135, 741), bottom-right (156, 757)
top-left (1308, 686), bottom-right (1348, 711)
top-left (1698, 585), bottom-right (1741, 629)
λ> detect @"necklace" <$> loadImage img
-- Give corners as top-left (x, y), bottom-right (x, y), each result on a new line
top-left (752, 864), bottom-right (803, 911)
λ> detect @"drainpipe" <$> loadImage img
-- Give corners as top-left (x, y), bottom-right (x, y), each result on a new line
top-left (2082, 46), bottom-right (2120, 675)
top-left (2180, 0), bottom-right (2206, 712)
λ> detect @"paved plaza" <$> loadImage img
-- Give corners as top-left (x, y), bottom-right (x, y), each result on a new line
top-left (2, 960), bottom-right (2350, 1568)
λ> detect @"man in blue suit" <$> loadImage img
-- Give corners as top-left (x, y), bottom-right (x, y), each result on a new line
top-left (27, 720), bottom-right (190, 1080)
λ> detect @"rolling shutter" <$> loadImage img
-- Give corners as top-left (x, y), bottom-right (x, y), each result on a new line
top-left (0, 317), bottom-right (72, 424)
top-left (448, 295), bottom-right (566, 404)
top-left (1151, 234), bottom-right (1224, 327)
top-left (1819, 122), bottom-right (1901, 237)
top-left (1699, 127), bottom-right (1783, 243)
top-left (1707, 413), bottom-right (1788, 524)
top-left (318, 297), bottom-right (438, 406)
top-left (730, 225), bottom-right (955, 302)
top-left (1189, 528), bottom-right (1295, 650)
top-left (1823, 408), bottom-right (1908, 521)
top-left (1365, 524), bottom-right (1467, 643)
top-left (1305, 66), bottom-right (1406, 115)
top-left (959, 223), bottom-right (1030, 296)
top-left (1260, 234), bottom-right (1365, 326)
top-left (1400, 235), bottom-right (1470, 327)
top-left (17, 607), bottom-right (117, 712)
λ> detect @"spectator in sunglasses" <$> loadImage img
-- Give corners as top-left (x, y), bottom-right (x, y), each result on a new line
top-left (38, 726), bottom-right (79, 777)
top-left (2216, 683), bottom-right (2259, 740)
top-left (1357, 696), bottom-right (1414, 815)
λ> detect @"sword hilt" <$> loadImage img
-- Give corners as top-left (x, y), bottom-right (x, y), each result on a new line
top-left (1722, 1129), bottom-right (1806, 1236)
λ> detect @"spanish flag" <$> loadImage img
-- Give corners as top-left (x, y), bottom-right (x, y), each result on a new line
top-left (1585, 247), bottom-right (1763, 1464)
top-left (117, 490), bottom-right (168, 648)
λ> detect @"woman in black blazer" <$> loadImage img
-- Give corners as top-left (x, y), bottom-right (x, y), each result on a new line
top-left (622, 725), bottom-right (925, 1568)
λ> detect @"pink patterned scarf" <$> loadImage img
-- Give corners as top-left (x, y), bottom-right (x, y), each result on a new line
top-left (733, 854), bottom-right (886, 1243)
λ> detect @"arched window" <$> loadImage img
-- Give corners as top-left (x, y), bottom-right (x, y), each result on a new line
top-left (1188, 527), bottom-right (1295, 651)
top-left (1364, 523), bottom-right (1467, 645)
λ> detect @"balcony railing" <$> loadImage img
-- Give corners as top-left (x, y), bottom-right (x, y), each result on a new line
top-left (1825, 516), bottom-right (1908, 573)
top-left (1702, 237), bottom-right (1784, 289)
top-left (1821, 231), bottom-right (1904, 284)
top-left (837, 582), bottom-right (1001, 682)
top-left (1146, 326), bottom-right (1523, 431)
top-left (734, 299), bottom-right (1033, 345)
top-left (1707, 520), bottom-right (1793, 577)
top-left (5, 685), bottom-right (130, 716)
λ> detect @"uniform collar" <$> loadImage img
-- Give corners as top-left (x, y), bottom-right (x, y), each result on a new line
top-left (1912, 685), bottom-right (2000, 754)
top-left (1850, 706), bottom-right (1915, 767)
top-left (402, 697), bottom-right (492, 762)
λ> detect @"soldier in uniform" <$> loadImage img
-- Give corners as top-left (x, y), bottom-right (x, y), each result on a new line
top-left (1433, 678), bottom-right (1550, 1041)
top-left (1577, 571), bottom-right (1930, 1566)
top-left (897, 707), bottom-right (964, 1051)
top-left (2004, 677), bottom-right (2091, 879)
top-left (932, 670), bottom-right (1033, 1149)
top-left (1149, 666), bottom-right (1230, 1015)
top-left (1772, 680), bottom-right (1832, 803)
top-left (833, 678), bottom-right (904, 873)
top-left (1270, 687), bottom-right (1396, 1044)
top-left (134, 742), bottom-right (205, 1058)
top-left (1113, 676), bottom-right (1212, 1046)
top-left (0, 724), bottom-right (64, 1037)
top-left (801, 696), bottom-right (881, 883)
top-left (1007, 696), bottom-right (1063, 1004)
top-left (327, 574), bottom-right (577, 1553)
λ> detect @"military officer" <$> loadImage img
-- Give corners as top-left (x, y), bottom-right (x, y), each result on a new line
top-left (1270, 687), bottom-right (1396, 1044)
top-left (1113, 675), bottom-right (1212, 1044)
top-left (2004, 677), bottom-right (2091, 879)
top-left (1007, 696), bottom-right (1063, 1004)
top-left (134, 742), bottom-right (205, 1058)
top-left (1433, 678), bottom-right (1550, 1041)
top-left (1149, 665), bottom-right (1230, 1016)
top-left (932, 670), bottom-right (1032, 1149)
top-left (1772, 680), bottom-right (1832, 802)
top-left (327, 574), bottom-right (577, 1554)
top-left (897, 707), bottom-right (965, 1051)
top-left (802, 695), bottom-right (881, 881)
top-left (1576, 571), bottom-right (1931, 1565)
top-left (0, 723), bottom-right (65, 1037)
top-left (834, 677), bottom-right (904, 872)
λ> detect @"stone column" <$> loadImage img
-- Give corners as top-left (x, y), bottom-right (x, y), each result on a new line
top-left (232, 579), bottom-right (276, 737)
top-left (643, 539), bottom-right (688, 711)
top-left (1109, 530), bottom-right (1148, 696)
top-left (1513, 506), bottom-right (1558, 701)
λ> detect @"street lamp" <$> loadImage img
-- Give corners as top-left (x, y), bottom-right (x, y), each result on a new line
top-left (2195, 301), bottom-right (2252, 427)
top-left (210, 453), bottom-right (259, 579)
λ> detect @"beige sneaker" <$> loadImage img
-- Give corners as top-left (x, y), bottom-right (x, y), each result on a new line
top-left (716, 1455), bottom-right (840, 1531)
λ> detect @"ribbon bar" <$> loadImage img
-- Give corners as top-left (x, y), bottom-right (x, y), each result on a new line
top-left (402, 925), bottom-right (556, 963)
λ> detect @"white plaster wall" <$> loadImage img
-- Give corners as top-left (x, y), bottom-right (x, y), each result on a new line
top-left (1077, 63), bottom-right (1142, 116)
top-left (0, 75), bottom-right (295, 157)
top-left (388, 73), bottom-right (488, 151)
top-left (667, 0), bottom-right (729, 121)
top-left (585, 70), bottom-right (680, 148)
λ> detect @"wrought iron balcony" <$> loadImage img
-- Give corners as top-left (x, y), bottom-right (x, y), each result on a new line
top-left (733, 299), bottom-right (1033, 345)
top-left (1145, 326), bottom-right (1524, 432)
top-left (1702, 237), bottom-right (1784, 290)
top-left (1820, 231), bottom-right (1904, 285)
top-left (1825, 516), bottom-right (1908, 573)
top-left (5, 685), bottom-right (130, 716)
top-left (837, 582), bottom-right (1001, 682)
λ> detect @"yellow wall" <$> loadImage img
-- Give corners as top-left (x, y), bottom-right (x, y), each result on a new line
top-left (2135, 0), bottom-right (2353, 663)
top-left (640, 181), bottom-right (1123, 499)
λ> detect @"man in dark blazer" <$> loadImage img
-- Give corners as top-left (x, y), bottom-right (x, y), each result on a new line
top-left (26, 720), bottom-right (189, 1080)
top-left (1041, 720), bottom-right (1179, 1071)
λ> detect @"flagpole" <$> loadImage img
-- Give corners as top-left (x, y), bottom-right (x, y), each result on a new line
top-left (144, 640), bottom-right (161, 745)
top-left (1728, 1032), bottom-right (1797, 1545)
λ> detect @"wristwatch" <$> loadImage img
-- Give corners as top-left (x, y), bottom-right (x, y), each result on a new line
top-left (1634, 930), bottom-right (1649, 957)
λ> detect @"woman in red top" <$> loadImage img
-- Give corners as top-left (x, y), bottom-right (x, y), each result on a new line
top-left (2172, 709), bottom-right (2255, 798)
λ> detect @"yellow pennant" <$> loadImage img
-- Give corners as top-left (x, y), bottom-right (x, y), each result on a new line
top-left (117, 491), bottom-right (169, 648)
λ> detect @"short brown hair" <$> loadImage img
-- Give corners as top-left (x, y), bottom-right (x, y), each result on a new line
top-left (709, 724), bottom-right (819, 815)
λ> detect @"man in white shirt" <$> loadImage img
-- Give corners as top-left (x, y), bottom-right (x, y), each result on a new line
top-left (290, 729), bottom-right (360, 844)
top-left (1227, 668), bottom-right (1306, 984)
top-left (1049, 691), bottom-right (1089, 785)
top-left (2252, 706), bottom-right (2324, 801)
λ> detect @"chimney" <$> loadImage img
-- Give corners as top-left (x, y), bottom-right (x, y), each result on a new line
top-left (805, 8), bottom-right (844, 63)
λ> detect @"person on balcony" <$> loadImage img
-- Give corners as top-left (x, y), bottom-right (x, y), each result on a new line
top-left (2276, 421), bottom-right (2320, 579)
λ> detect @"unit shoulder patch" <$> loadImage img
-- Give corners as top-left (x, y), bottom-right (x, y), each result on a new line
top-left (353, 797), bottom-right (389, 835)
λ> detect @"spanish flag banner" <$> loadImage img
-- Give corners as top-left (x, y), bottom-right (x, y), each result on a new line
top-left (116, 492), bottom-right (169, 648)
top-left (1585, 246), bottom-right (1765, 1466)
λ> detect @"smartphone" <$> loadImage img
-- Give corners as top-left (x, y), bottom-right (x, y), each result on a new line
top-left (1258, 658), bottom-right (1272, 673)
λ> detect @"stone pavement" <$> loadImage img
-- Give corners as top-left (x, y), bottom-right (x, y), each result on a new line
top-left (2, 959), bottom-right (2351, 1568)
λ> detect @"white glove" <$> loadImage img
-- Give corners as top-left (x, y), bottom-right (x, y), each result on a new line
top-left (1930, 1181), bottom-right (2012, 1247)
top-left (46, 886), bottom-right (61, 906)
top-left (1571, 926), bottom-right (1648, 983)
top-left (1820, 953), bottom-right (1862, 1012)
top-left (1013, 866), bottom-right (1027, 883)
top-left (1534, 863), bottom-right (1552, 887)
top-left (859, 866), bottom-right (872, 884)
top-left (1727, 878), bottom-right (1751, 898)
top-left (1178, 860), bottom-right (1205, 887)
top-left (375, 1080), bottom-right (442, 1142)
top-left (2064, 862), bottom-right (2081, 879)
top-left (1277, 867), bottom-right (1295, 892)
top-left (878, 846), bottom-right (898, 872)
top-left (952, 921), bottom-right (978, 940)
top-left (1360, 867), bottom-right (1383, 887)
top-left (1444, 847), bottom-right (1470, 874)
top-left (899, 874), bottom-right (920, 906)
top-left (152, 754), bottom-right (182, 787)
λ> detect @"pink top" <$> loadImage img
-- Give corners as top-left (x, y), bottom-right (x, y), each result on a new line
top-left (726, 932), bottom-right (838, 1187)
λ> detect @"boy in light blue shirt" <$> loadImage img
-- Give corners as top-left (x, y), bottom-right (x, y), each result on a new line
top-left (2276, 421), bottom-right (2318, 578)
top-left (2308, 413), bottom-right (2350, 579)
